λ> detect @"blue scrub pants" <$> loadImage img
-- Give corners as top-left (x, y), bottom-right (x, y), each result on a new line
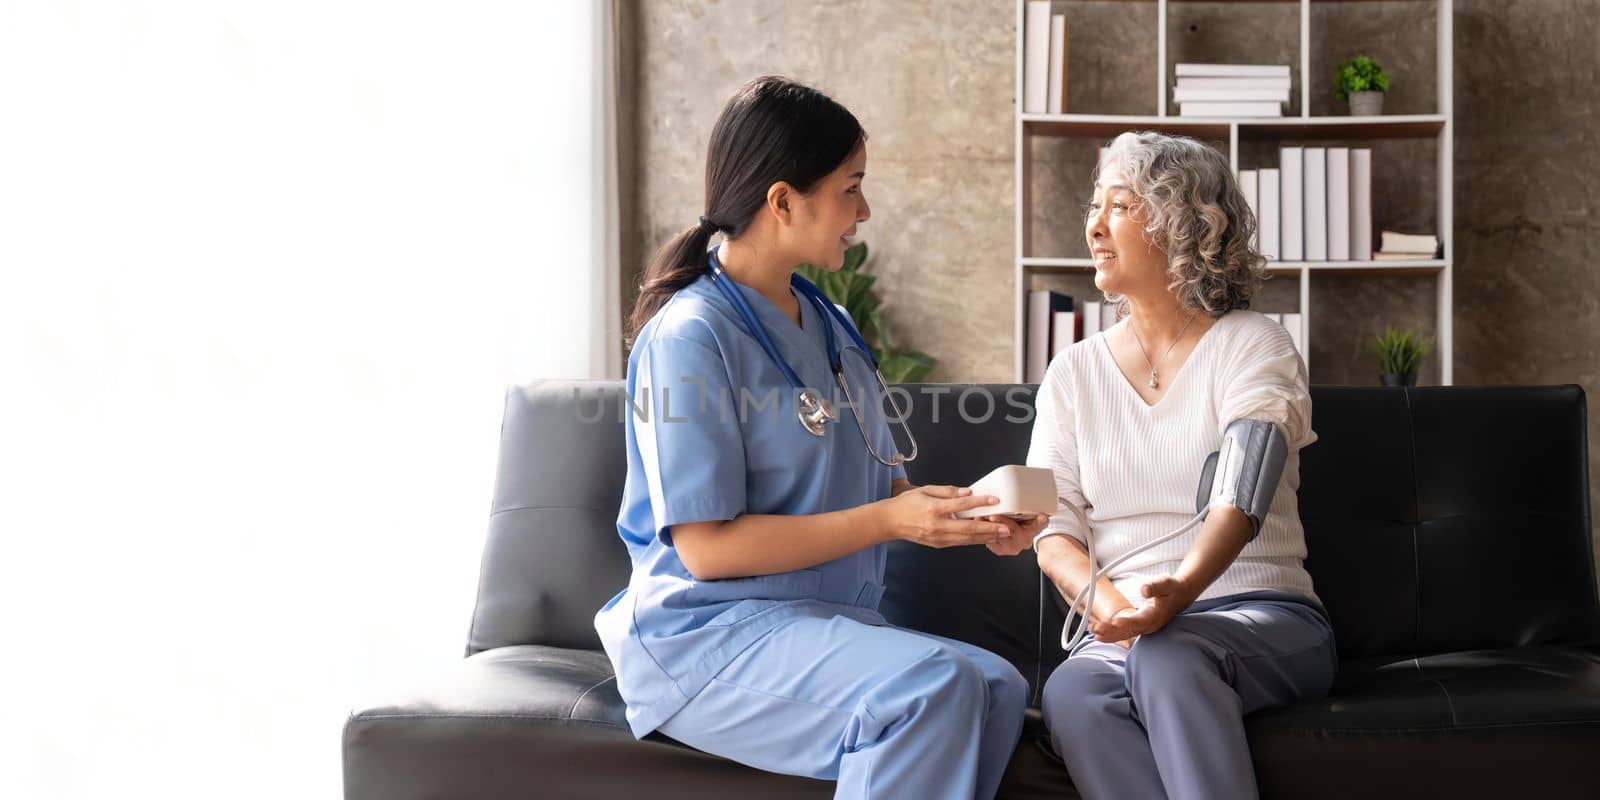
top-left (657, 610), bottom-right (1029, 800)
top-left (1041, 592), bottom-right (1336, 800)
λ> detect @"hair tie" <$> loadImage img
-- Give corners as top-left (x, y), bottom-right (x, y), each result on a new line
top-left (697, 216), bottom-right (720, 234)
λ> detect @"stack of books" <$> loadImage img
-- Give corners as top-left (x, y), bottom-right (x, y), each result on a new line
top-left (1239, 147), bottom-right (1382, 262)
top-left (1023, 2), bottom-right (1069, 114)
top-left (1375, 231), bottom-right (1441, 260)
top-left (1174, 64), bottom-right (1290, 118)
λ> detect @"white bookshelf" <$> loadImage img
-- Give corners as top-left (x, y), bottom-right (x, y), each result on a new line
top-left (1014, 0), bottom-right (1454, 384)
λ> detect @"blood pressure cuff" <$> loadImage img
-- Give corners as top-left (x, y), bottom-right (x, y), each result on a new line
top-left (1195, 418), bottom-right (1289, 540)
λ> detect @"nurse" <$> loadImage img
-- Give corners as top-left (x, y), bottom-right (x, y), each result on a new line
top-left (594, 75), bottom-right (1032, 800)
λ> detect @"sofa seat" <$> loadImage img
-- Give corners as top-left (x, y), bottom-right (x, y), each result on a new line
top-left (346, 642), bottom-right (1600, 799)
top-left (1246, 644), bottom-right (1600, 795)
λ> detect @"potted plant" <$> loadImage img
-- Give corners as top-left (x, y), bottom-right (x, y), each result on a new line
top-left (797, 241), bottom-right (937, 383)
top-left (1368, 326), bottom-right (1432, 387)
top-left (1334, 55), bottom-right (1390, 116)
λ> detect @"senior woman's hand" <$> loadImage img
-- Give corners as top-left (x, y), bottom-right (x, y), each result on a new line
top-left (982, 513), bottom-right (1048, 556)
top-left (1088, 574), bottom-right (1201, 642)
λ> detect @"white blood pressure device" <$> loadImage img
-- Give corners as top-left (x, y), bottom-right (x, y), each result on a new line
top-left (954, 465), bottom-right (1059, 521)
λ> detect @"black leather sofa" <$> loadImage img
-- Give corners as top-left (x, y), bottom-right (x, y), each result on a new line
top-left (343, 382), bottom-right (1600, 799)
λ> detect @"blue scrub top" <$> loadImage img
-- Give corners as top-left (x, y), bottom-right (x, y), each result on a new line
top-left (595, 253), bottom-right (907, 738)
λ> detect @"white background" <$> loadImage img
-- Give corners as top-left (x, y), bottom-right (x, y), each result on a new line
top-left (0, 2), bottom-right (612, 796)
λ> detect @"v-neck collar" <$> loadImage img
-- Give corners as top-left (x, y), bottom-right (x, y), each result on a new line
top-left (709, 246), bottom-right (808, 333)
top-left (1097, 312), bottom-right (1228, 410)
top-left (700, 265), bottom-right (828, 380)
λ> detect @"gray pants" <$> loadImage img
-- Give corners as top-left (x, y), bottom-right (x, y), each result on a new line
top-left (1041, 591), bottom-right (1337, 800)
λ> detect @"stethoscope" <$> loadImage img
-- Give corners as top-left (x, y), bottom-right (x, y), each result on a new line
top-left (705, 248), bottom-right (917, 467)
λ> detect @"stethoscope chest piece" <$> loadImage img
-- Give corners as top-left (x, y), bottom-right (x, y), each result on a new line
top-left (796, 388), bottom-right (837, 437)
top-left (706, 248), bottom-right (917, 464)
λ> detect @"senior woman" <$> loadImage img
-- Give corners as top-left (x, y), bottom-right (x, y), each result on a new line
top-left (1004, 131), bottom-right (1337, 799)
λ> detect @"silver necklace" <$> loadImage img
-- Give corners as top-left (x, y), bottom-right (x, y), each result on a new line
top-left (1129, 311), bottom-right (1199, 389)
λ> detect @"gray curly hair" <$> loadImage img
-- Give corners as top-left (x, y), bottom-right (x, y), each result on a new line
top-left (1094, 131), bottom-right (1267, 317)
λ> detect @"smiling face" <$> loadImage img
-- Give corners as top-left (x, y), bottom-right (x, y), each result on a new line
top-left (1085, 158), bottom-right (1169, 299)
top-left (789, 143), bottom-right (872, 271)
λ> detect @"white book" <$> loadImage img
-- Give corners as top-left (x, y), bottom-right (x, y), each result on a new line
top-left (1027, 289), bottom-right (1051, 382)
top-left (1172, 87), bottom-right (1290, 104)
top-left (1082, 300), bottom-right (1102, 339)
top-left (1380, 231), bottom-right (1441, 254)
top-left (1176, 76), bottom-right (1293, 91)
top-left (1327, 148), bottom-right (1351, 261)
top-left (1305, 148), bottom-right (1327, 261)
top-left (1179, 101), bottom-right (1283, 118)
top-left (1239, 170), bottom-right (1259, 249)
top-left (1176, 63), bottom-right (1291, 78)
top-left (1259, 168), bottom-right (1280, 260)
top-left (1052, 311), bottom-right (1077, 356)
top-left (1351, 149), bottom-right (1373, 260)
top-left (1024, 2), bottom-right (1051, 114)
top-left (1046, 14), bottom-right (1067, 114)
top-left (1280, 147), bottom-right (1304, 261)
top-left (1282, 312), bottom-right (1304, 357)
top-left (1373, 252), bottom-right (1434, 260)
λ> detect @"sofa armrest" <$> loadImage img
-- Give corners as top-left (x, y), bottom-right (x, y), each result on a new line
top-left (346, 644), bottom-right (627, 729)
top-left (342, 645), bottom-right (633, 799)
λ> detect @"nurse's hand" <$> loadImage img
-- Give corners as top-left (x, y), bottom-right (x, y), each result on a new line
top-left (878, 486), bottom-right (1012, 549)
top-left (981, 513), bottom-right (1048, 556)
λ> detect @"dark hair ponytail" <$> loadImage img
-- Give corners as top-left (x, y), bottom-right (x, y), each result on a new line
top-left (626, 75), bottom-right (865, 346)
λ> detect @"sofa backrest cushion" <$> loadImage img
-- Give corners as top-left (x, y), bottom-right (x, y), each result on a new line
top-left (466, 381), bottom-right (632, 655)
top-left (1298, 385), bottom-right (1598, 657)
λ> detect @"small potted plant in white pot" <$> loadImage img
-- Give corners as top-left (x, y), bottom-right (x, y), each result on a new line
top-left (1335, 55), bottom-right (1390, 116)
top-left (1368, 326), bottom-right (1432, 387)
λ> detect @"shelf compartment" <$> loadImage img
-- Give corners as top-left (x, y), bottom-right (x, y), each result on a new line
top-left (1022, 113), bottom-right (1445, 140)
top-left (1239, 115), bottom-right (1446, 139)
top-left (1021, 257), bottom-right (1445, 278)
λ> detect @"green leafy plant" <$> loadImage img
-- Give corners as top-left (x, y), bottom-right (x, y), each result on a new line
top-left (797, 241), bottom-right (937, 383)
top-left (1367, 326), bottom-right (1433, 375)
top-left (1334, 55), bottom-right (1391, 102)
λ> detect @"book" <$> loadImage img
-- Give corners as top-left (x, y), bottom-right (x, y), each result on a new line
top-left (1280, 147), bottom-right (1304, 261)
top-left (1351, 149), bottom-right (1372, 260)
top-left (1259, 168), bottom-right (1281, 260)
top-left (1305, 148), bottom-right (1327, 261)
top-left (1024, 2), bottom-right (1051, 114)
top-left (1179, 101), bottom-right (1283, 118)
top-left (1172, 86), bottom-right (1290, 104)
top-left (1327, 148), bottom-right (1351, 261)
top-left (1239, 170), bottom-right (1259, 249)
top-left (1052, 310), bottom-right (1077, 356)
top-left (1373, 252), bottom-right (1436, 260)
top-left (1082, 300), bottom-right (1102, 339)
top-left (1281, 312), bottom-right (1304, 358)
top-left (1175, 76), bottom-right (1292, 91)
top-left (1379, 231), bottom-right (1441, 254)
top-left (1175, 63), bottom-right (1291, 78)
top-left (1027, 289), bottom-right (1073, 382)
top-left (1046, 14), bottom-right (1068, 114)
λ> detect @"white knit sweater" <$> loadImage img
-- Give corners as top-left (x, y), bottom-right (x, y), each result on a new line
top-left (1026, 309), bottom-right (1321, 606)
